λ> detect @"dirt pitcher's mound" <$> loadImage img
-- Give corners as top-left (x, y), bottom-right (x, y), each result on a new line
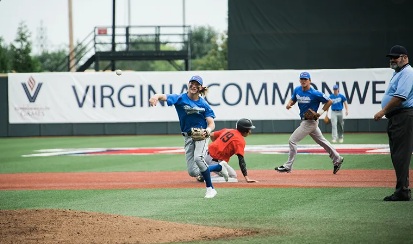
top-left (0, 209), bottom-right (257, 244)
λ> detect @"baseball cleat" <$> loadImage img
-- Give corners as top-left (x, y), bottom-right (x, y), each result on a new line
top-left (195, 175), bottom-right (204, 182)
top-left (227, 177), bottom-right (239, 183)
top-left (333, 157), bottom-right (344, 174)
top-left (275, 165), bottom-right (291, 173)
top-left (204, 187), bottom-right (217, 198)
top-left (218, 162), bottom-right (229, 182)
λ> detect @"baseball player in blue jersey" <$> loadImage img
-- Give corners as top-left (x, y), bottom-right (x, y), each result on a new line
top-left (328, 85), bottom-right (349, 143)
top-left (275, 72), bottom-right (344, 174)
top-left (149, 75), bottom-right (229, 198)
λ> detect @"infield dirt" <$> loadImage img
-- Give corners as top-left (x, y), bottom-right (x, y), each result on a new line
top-left (0, 169), bottom-right (402, 243)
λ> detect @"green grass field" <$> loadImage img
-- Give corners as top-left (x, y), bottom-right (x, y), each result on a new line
top-left (1, 133), bottom-right (412, 243)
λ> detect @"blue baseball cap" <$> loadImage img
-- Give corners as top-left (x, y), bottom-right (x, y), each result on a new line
top-left (299, 72), bottom-right (311, 80)
top-left (189, 75), bottom-right (203, 85)
top-left (333, 85), bottom-right (339, 90)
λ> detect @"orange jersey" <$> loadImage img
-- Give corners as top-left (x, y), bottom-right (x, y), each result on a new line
top-left (208, 129), bottom-right (245, 163)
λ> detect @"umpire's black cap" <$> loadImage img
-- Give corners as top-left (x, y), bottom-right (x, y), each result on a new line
top-left (386, 45), bottom-right (408, 57)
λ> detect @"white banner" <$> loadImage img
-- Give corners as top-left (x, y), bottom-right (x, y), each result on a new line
top-left (8, 68), bottom-right (393, 124)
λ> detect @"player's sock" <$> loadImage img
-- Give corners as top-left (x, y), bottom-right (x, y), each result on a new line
top-left (201, 168), bottom-right (213, 188)
top-left (208, 164), bottom-right (222, 172)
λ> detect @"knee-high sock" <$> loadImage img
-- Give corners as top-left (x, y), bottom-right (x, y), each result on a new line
top-left (201, 167), bottom-right (213, 188)
top-left (209, 164), bottom-right (222, 172)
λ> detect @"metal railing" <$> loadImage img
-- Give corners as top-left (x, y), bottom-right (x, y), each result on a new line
top-left (56, 30), bottom-right (95, 72)
top-left (57, 25), bottom-right (191, 72)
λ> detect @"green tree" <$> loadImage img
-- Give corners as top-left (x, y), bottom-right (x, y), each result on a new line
top-left (0, 37), bottom-right (11, 73)
top-left (10, 22), bottom-right (41, 72)
top-left (189, 26), bottom-right (218, 59)
top-left (35, 49), bottom-right (68, 72)
top-left (191, 31), bottom-right (228, 70)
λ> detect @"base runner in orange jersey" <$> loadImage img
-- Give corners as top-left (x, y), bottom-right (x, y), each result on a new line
top-left (205, 118), bottom-right (258, 183)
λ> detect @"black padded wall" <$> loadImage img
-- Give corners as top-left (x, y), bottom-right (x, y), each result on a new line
top-left (0, 77), bottom-right (8, 137)
top-left (228, 0), bottom-right (413, 70)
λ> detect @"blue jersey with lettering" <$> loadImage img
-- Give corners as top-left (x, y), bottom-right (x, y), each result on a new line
top-left (381, 64), bottom-right (413, 111)
top-left (329, 94), bottom-right (347, 111)
top-left (291, 86), bottom-right (330, 119)
top-left (166, 93), bottom-right (215, 133)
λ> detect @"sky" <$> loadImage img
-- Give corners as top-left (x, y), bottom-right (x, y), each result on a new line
top-left (0, 0), bottom-right (228, 53)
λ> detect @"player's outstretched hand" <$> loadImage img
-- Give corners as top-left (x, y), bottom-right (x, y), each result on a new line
top-left (149, 97), bottom-right (158, 106)
top-left (245, 176), bottom-right (258, 183)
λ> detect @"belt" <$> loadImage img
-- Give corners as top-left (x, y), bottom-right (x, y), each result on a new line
top-left (385, 107), bottom-right (413, 119)
top-left (301, 118), bottom-right (318, 121)
top-left (332, 110), bottom-right (341, 111)
top-left (181, 131), bottom-right (192, 136)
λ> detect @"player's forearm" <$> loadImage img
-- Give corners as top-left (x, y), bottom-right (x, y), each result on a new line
top-left (321, 100), bottom-right (332, 112)
top-left (153, 94), bottom-right (167, 101)
top-left (205, 118), bottom-right (215, 132)
top-left (286, 99), bottom-right (296, 109)
top-left (149, 94), bottom-right (167, 106)
top-left (238, 155), bottom-right (248, 177)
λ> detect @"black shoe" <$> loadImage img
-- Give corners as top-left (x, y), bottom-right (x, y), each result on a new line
top-left (333, 157), bottom-right (344, 174)
top-left (195, 175), bottom-right (204, 182)
top-left (384, 189), bottom-right (411, 201)
top-left (383, 194), bottom-right (411, 201)
top-left (333, 165), bottom-right (340, 174)
top-left (275, 165), bottom-right (291, 173)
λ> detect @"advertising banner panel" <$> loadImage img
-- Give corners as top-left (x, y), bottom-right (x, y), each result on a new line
top-left (8, 69), bottom-right (392, 123)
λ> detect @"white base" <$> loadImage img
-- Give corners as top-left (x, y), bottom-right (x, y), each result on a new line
top-left (211, 176), bottom-right (238, 183)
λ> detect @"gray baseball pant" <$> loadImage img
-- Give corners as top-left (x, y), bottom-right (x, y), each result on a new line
top-left (331, 110), bottom-right (344, 140)
top-left (183, 136), bottom-right (209, 177)
top-left (283, 120), bottom-right (341, 170)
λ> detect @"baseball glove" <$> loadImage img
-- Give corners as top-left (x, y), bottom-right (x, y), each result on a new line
top-left (190, 128), bottom-right (206, 141)
top-left (304, 109), bottom-right (318, 120)
top-left (323, 115), bottom-right (331, 124)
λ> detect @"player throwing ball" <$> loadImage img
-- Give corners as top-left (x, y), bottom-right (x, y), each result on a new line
top-left (205, 118), bottom-right (258, 183)
top-left (149, 75), bottom-right (229, 198)
top-left (275, 72), bottom-right (344, 174)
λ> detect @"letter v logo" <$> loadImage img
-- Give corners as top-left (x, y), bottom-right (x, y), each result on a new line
top-left (21, 76), bottom-right (43, 103)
